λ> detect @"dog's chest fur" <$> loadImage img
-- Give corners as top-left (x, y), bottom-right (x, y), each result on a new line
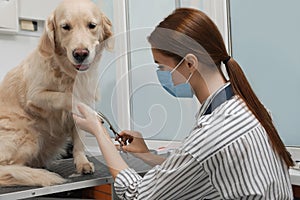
top-left (51, 66), bottom-right (75, 92)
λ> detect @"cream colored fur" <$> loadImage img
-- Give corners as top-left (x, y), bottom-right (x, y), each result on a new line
top-left (0, 0), bottom-right (112, 186)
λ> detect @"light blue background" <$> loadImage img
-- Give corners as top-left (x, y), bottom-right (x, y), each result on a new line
top-left (230, 0), bottom-right (300, 145)
top-left (128, 0), bottom-right (199, 141)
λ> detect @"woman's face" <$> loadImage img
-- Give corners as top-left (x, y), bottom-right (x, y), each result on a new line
top-left (151, 49), bottom-right (190, 85)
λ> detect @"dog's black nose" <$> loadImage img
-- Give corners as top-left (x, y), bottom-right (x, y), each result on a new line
top-left (73, 48), bottom-right (89, 63)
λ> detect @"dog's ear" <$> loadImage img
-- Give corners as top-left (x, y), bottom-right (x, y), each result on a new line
top-left (101, 14), bottom-right (113, 50)
top-left (38, 14), bottom-right (55, 57)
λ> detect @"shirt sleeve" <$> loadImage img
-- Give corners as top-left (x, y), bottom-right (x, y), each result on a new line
top-left (114, 149), bottom-right (201, 199)
top-left (114, 168), bottom-right (143, 199)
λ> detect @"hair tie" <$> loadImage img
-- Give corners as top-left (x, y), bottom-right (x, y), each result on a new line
top-left (222, 56), bottom-right (231, 65)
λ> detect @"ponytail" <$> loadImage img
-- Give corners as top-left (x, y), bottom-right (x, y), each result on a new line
top-left (225, 58), bottom-right (294, 167)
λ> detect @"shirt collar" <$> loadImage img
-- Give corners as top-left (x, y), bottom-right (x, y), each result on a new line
top-left (196, 82), bottom-right (233, 118)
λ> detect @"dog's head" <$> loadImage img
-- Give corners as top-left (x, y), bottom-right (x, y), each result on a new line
top-left (38, 0), bottom-right (112, 75)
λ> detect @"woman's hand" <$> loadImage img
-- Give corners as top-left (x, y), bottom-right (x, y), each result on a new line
top-left (72, 103), bottom-right (103, 136)
top-left (117, 130), bottom-right (166, 166)
top-left (116, 130), bottom-right (150, 153)
top-left (73, 103), bottom-right (129, 179)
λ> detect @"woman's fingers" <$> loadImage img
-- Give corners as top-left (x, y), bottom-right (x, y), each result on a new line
top-left (119, 130), bottom-right (142, 138)
top-left (123, 135), bottom-right (134, 144)
top-left (76, 103), bottom-right (87, 116)
top-left (77, 103), bottom-right (96, 118)
top-left (73, 112), bottom-right (88, 124)
top-left (115, 144), bottom-right (129, 152)
top-left (118, 130), bottom-right (130, 136)
top-left (115, 134), bottom-right (134, 145)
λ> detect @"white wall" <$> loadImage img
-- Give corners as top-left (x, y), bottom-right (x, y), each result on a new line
top-left (0, 34), bottom-right (39, 80)
top-left (0, 0), bottom-right (111, 80)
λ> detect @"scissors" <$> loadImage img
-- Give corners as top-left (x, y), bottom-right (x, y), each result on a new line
top-left (96, 111), bottom-right (133, 152)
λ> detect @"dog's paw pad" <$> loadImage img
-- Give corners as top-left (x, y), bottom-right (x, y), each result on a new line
top-left (76, 162), bottom-right (95, 174)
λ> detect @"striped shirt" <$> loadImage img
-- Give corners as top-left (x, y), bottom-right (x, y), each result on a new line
top-left (114, 83), bottom-right (293, 199)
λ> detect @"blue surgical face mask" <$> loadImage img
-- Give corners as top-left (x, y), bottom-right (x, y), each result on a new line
top-left (156, 58), bottom-right (194, 98)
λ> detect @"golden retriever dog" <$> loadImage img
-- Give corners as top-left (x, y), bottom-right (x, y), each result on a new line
top-left (0, 0), bottom-right (112, 186)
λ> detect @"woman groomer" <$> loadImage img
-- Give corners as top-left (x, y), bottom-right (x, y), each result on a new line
top-left (73, 8), bottom-right (294, 199)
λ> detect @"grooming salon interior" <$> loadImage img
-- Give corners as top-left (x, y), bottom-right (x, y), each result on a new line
top-left (0, 0), bottom-right (300, 199)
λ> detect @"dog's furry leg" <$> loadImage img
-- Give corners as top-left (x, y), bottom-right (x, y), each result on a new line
top-left (72, 130), bottom-right (94, 174)
top-left (27, 91), bottom-right (74, 113)
top-left (0, 165), bottom-right (66, 186)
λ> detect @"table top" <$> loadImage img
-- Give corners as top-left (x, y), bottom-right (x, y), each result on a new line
top-left (1, 151), bottom-right (298, 199)
top-left (0, 153), bottom-right (153, 200)
top-left (290, 168), bottom-right (300, 186)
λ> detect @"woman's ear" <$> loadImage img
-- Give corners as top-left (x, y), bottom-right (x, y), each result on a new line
top-left (38, 14), bottom-right (55, 57)
top-left (185, 53), bottom-right (198, 73)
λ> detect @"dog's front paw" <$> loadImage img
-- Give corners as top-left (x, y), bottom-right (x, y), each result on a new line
top-left (76, 161), bottom-right (95, 174)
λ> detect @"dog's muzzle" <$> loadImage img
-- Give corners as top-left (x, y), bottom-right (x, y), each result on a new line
top-left (73, 48), bottom-right (90, 71)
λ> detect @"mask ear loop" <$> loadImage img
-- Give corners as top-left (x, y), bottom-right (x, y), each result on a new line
top-left (171, 57), bottom-right (186, 74)
top-left (186, 72), bottom-right (194, 83)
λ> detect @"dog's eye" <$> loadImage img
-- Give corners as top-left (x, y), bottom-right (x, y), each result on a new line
top-left (61, 24), bottom-right (71, 31)
top-left (88, 22), bottom-right (97, 29)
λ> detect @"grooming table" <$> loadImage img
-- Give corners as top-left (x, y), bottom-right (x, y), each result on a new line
top-left (0, 153), bottom-right (153, 200)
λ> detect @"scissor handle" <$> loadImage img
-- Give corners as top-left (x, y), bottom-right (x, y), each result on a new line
top-left (109, 126), bottom-right (120, 137)
top-left (96, 112), bottom-right (130, 154)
